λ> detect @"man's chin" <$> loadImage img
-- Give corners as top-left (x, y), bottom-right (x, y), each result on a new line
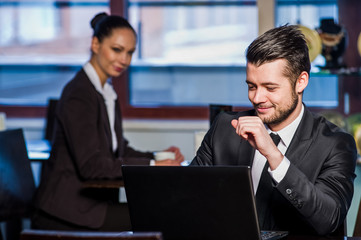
top-left (256, 111), bottom-right (271, 122)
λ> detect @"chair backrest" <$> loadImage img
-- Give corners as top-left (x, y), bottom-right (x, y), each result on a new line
top-left (44, 98), bottom-right (59, 142)
top-left (0, 128), bottom-right (36, 221)
top-left (209, 104), bottom-right (232, 126)
top-left (20, 230), bottom-right (163, 240)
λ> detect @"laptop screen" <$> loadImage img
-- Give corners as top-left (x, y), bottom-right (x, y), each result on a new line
top-left (122, 166), bottom-right (262, 240)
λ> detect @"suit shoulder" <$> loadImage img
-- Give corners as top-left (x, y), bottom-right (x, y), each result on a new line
top-left (61, 70), bottom-right (96, 99)
top-left (313, 112), bottom-right (354, 142)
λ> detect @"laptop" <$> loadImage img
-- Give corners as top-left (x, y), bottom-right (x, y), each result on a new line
top-left (122, 166), bottom-right (288, 240)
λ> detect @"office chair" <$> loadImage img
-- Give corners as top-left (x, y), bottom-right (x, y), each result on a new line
top-left (209, 104), bottom-right (233, 126)
top-left (44, 99), bottom-right (59, 143)
top-left (0, 128), bottom-right (36, 240)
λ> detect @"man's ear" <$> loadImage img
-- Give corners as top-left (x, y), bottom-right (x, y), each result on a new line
top-left (296, 71), bottom-right (309, 94)
top-left (91, 37), bottom-right (100, 54)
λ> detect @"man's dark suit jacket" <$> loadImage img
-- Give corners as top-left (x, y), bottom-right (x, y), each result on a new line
top-left (191, 107), bottom-right (357, 236)
top-left (34, 69), bottom-right (154, 228)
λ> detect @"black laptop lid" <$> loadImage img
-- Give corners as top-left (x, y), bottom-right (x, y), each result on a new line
top-left (122, 166), bottom-right (262, 240)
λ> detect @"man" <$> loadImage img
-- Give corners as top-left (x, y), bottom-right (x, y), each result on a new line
top-left (190, 25), bottom-right (357, 236)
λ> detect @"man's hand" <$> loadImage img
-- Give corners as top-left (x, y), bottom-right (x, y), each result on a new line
top-left (231, 116), bottom-right (283, 169)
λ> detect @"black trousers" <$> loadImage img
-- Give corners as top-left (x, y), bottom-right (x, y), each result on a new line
top-left (31, 203), bottom-right (131, 232)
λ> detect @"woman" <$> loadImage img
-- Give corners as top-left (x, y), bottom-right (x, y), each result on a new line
top-left (32, 12), bottom-right (184, 231)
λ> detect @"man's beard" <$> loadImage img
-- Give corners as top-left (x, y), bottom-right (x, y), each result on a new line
top-left (255, 90), bottom-right (299, 125)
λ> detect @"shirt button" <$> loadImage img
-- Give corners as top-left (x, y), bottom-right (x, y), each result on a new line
top-left (286, 189), bottom-right (292, 194)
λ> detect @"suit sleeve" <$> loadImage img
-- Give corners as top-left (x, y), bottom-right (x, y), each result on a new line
top-left (190, 111), bottom-right (251, 166)
top-left (114, 100), bottom-right (154, 165)
top-left (276, 131), bottom-right (357, 235)
top-left (190, 115), bottom-right (219, 166)
top-left (119, 138), bottom-right (154, 165)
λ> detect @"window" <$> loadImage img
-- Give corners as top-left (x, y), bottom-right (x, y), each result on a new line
top-left (128, 0), bottom-right (257, 65)
top-left (0, 0), bottom-right (344, 118)
top-left (127, 0), bottom-right (258, 109)
top-left (124, 0), bottom-right (340, 117)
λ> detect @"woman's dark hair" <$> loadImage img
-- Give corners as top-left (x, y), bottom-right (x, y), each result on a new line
top-left (246, 25), bottom-right (310, 88)
top-left (90, 12), bottom-right (137, 42)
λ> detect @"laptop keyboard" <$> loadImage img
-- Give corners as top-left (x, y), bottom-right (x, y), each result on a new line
top-left (261, 231), bottom-right (288, 240)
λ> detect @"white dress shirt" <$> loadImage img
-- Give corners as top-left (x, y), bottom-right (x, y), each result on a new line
top-left (252, 105), bottom-right (304, 194)
top-left (83, 62), bottom-right (118, 152)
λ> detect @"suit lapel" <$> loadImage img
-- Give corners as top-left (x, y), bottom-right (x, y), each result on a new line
top-left (114, 100), bottom-right (123, 156)
top-left (82, 70), bottom-right (115, 154)
top-left (96, 92), bottom-right (113, 151)
top-left (285, 107), bottom-right (314, 165)
top-left (238, 140), bottom-right (256, 166)
top-left (237, 110), bottom-right (256, 166)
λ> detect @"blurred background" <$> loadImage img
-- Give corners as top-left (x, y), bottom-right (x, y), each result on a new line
top-left (1, 0), bottom-right (361, 237)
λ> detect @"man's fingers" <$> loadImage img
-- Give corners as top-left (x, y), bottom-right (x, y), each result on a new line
top-left (231, 119), bottom-right (238, 129)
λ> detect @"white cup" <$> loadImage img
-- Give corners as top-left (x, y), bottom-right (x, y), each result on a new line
top-left (154, 151), bottom-right (175, 161)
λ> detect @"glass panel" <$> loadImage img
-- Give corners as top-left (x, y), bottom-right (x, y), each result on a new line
top-left (129, 0), bottom-right (339, 108)
top-left (129, 66), bottom-right (250, 107)
top-left (129, 66), bottom-right (338, 108)
top-left (0, 1), bottom-right (109, 105)
top-left (0, 65), bottom-right (80, 105)
top-left (128, 1), bottom-right (258, 65)
top-left (304, 74), bottom-right (338, 107)
top-left (128, 1), bottom-right (258, 108)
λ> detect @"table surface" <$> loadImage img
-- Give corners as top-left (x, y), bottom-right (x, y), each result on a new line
top-left (83, 179), bottom-right (124, 188)
top-left (287, 236), bottom-right (359, 240)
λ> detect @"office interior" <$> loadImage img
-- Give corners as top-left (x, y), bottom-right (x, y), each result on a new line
top-left (1, 0), bottom-right (361, 238)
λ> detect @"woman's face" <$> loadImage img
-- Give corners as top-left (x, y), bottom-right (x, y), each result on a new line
top-left (91, 28), bottom-right (136, 84)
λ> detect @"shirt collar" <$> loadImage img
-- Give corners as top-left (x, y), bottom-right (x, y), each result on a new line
top-left (267, 104), bottom-right (304, 147)
top-left (83, 62), bottom-right (117, 101)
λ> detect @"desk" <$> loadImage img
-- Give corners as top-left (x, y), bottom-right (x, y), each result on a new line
top-left (288, 236), bottom-right (359, 240)
top-left (83, 180), bottom-right (124, 188)
top-left (83, 179), bottom-right (127, 203)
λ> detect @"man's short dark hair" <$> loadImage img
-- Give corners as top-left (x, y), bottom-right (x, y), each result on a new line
top-left (246, 25), bottom-right (311, 88)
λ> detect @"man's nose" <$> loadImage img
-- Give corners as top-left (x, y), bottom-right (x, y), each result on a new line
top-left (251, 89), bottom-right (267, 104)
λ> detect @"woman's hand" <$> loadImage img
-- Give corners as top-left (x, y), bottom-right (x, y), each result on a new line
top-left (154, 146), bottom-right (184, 166)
